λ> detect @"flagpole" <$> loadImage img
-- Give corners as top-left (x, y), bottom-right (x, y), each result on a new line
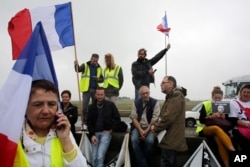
top-left (70, 2), bottom-right (83, 127)
top-left (165, 35), bottom-right (167, 76)
top-left (165, 35), bottom-right (170, 76)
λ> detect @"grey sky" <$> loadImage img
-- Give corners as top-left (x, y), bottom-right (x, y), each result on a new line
top-left (1, 0), bottom-right (250, 101)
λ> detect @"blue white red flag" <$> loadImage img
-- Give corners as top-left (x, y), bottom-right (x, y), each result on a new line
top-left (8, 2), bottom-right (74, 60)
top-left (157, 12), bottom-right (171, 36)
top-left (0, 22), bottom-right (58, 166)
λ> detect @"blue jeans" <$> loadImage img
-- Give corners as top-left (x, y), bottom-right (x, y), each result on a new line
top-left (130, 128), bottom-right (156, 167)
top-left (160, 149), bottom-right (177, 167)
top-left (82, 89), bottom-right (96, 124)
top-left (92, 132), bottom-right (112, 167)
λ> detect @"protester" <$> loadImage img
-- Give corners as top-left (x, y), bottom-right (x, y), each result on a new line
top-left (228, 84), bottom-right (250, 156)
top-left (74, 54), bottom-right (103, 128)
top-left (131, 44), bottom-right (171, 101)
top-left (196, 86), bottom-right (235, 167)
top-left (87, 87), bottom-right (121, 167)
top-left (130, 86), bottom-right (160, 167)
top-left (13, 80), bottom-right (87, 166)
top-left (151, 76), bottom-right (187, 167)
top-left (61, 90), bottom-right (78, 139)
top-left (103, 53), bottom-right (123, 103)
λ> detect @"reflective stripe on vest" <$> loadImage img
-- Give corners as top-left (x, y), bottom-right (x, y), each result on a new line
top-left (80, 63), bottom-right (102, 92)
top-left (103, 65), bottom-right (121, 89)
top-left (195, 101), bottom-right (212, 133)
top-left (14, 138), bottom-right (63, 167)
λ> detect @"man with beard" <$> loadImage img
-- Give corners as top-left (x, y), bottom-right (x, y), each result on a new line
top-left (131, 44), bottom-right (171, 101)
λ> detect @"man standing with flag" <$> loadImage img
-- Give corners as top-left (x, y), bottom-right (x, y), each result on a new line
top-left (132, 12), bottom-right (171, 101)
top-left (0, 22), bottom-right (87, 166)
top-left (74, 54), bottom-right (104, 129)
top-left (131, 44), bottom-right (171, 101)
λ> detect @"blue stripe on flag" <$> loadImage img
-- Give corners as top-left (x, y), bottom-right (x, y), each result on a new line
top-left (13, 22), bottom-right (58, 86)
top-left (54, 2), bottom-right (74, 47)
top-left (163, 14), bottom-right (168, 29)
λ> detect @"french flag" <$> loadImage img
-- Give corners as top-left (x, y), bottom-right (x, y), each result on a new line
top-left (8, 2), bottom-right (74, 60)
top-left (0, 22), bottom-right (58, 166)
top-left (157, 12), bottom-right (171, 36)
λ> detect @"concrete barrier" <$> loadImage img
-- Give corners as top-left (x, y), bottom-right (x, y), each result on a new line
top-left (75, 131), bottom-right (223, 167)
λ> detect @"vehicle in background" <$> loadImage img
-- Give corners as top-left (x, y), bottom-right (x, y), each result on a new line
top-left (223, 75), bottom-right (250, 99)
top-left (185, 102), bottom-right (202, 127)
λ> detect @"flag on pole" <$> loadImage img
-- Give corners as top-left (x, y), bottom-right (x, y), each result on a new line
top-left (157, 12), bottom-right (171, 36)
top-left (8, 2), bottom-right (74, 60)
top-left (0, 22), bottom-right (58, 166)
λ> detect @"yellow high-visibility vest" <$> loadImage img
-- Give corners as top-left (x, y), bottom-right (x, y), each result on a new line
top-left (80, 63), bottom-right (102, 92)
top-left (103, 65), bottom-right (121, 89)
top-left (14, 138), bottom-right (63, 167)
top-left (195, 100), bottom-right (212, 133)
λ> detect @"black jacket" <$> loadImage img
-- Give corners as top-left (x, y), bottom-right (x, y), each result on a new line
top-left (60, 102), bottom-right (78, 134)
top-left (87, 100), bottom-right (121, 138)
top-left (131, 48), bottom-right (168, 89)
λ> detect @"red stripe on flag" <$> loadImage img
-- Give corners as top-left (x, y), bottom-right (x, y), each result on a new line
top-left (157, 24), bottom-right (171, 32)
top-left (158, 27), bottom-right (171, 32)
top-left (0, 133), bottom-right (18, 167)
top-left (8, 9), bottom-right (32, 60)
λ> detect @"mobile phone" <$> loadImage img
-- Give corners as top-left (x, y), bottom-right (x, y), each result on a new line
top-left (55, 103), bottom-right (63, 130)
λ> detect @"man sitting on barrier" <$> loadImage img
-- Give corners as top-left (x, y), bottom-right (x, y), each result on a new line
top-left (130, 86), bottom-right (160, 167)
top-left (87, 87), bottom-right (121, 167)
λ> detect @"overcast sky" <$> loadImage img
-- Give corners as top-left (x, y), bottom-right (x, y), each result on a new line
top-left (1, 0), bottom-right (250, 101)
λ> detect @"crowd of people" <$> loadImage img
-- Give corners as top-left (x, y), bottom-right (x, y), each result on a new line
top-left (14, 43), bottom-right (250, 167)
top-left (195, 85), bottom-right (250, 167)
top-left (73, 44), bottom-right (250, 167)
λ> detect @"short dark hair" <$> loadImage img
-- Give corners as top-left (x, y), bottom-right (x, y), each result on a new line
top-left (61, 90), bottom-right (71, 98)
top-left (30, 80), bottom-right (59, 98)
top-left (91, 53), bottom-right (99, 59)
